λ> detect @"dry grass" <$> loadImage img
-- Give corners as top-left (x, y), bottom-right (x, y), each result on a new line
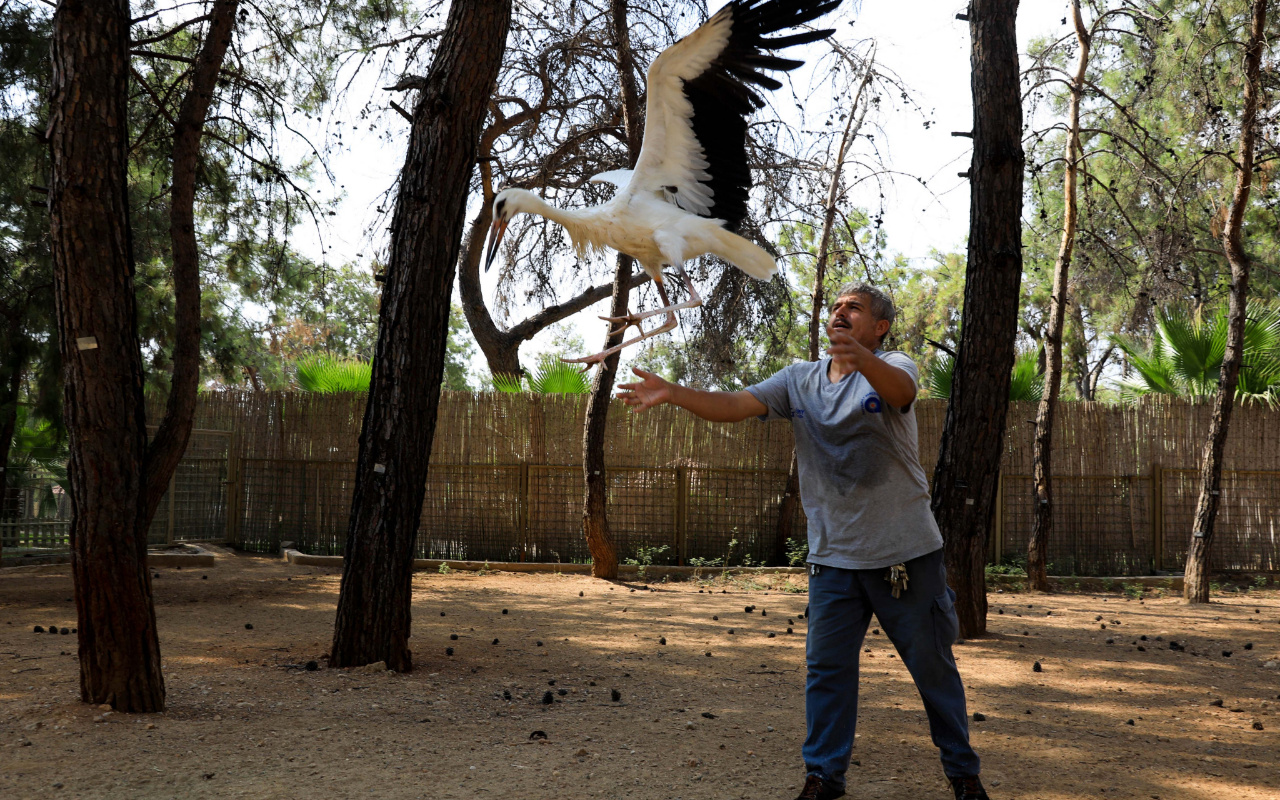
top-left (2, 549), bottom-right (1278, 799)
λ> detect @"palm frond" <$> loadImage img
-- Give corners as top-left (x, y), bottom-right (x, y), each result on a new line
top-left (920, 352), bottom-right (1041, 402)
top-left (491, 372), bottom-right (525, 393)
top-left (1112, 301), bottom-right (1280, 404)
top-left (527, 359), bottom-right (591, 394)
top-left (1008, 351), bottom-right (1044, 403)
top-left (923, 355), bottom-right (954, 400)
top-left (294, 355), bottom-right (372, 394)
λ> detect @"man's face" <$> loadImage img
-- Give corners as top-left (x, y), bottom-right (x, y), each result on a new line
top-left (827, 293), bottom-right (889, 350)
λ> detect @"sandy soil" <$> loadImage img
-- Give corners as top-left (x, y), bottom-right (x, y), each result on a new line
top-left (2, 548), bottom-right (1278, 800)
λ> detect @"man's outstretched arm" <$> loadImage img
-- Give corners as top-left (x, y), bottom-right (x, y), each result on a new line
top-left (617, 368), bottom-right (767, 423)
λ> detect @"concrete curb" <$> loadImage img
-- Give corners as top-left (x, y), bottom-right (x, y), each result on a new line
top-left (147, 544), bottom-right (218, 568)
top-left (279, 550), bottom-right (1200, 590)
top-left (989, 574), bottom-right (1185, 591)
top-left (280, 549), bottom-right (807, 579)
top-left (2, 544), bottom-right (218, 570)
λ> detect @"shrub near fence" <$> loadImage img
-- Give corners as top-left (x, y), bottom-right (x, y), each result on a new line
top-left (138, 391), bottom-right (1280, 576)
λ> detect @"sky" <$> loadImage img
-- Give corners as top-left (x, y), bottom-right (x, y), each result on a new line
top-left (287, 1), bottom-right (1076, 381)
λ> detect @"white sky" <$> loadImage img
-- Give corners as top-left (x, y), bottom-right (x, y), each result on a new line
top-left (287, 1), bottom-right (1074, 380)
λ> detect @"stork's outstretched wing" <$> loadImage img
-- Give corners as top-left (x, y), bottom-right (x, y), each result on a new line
top-left (624, 0), bottom-right (839, 229)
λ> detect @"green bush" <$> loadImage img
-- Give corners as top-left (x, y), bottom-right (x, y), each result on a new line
top-left (786, 536), bottom-right (809, 567)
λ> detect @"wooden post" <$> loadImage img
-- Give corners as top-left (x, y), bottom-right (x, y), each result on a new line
top-left (518, 462), bottom-right (530, 562)
top-left (1151, 462), bottom-right (1163, 572)
top-left (675, 466), bottom-right (688, 566)
top-left (228, 455), bottom-right (243, 548)
top-left (311, 463), bottom-right (321, 542)
top-left (166, 472), bottom-right (176, 546)
top-left (991, 473), bottom-right (1004, 565)
top-left (223, 432), bottom-right (237, 545)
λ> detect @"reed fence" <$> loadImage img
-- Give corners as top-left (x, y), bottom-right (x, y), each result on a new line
top-left (121, 392), bottom-right (1277, 575)
top-left (4, 393), bottom-right (1278, 573)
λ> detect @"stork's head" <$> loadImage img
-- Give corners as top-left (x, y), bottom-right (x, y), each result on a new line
top-left (485, 188), bottom-right (537, 272)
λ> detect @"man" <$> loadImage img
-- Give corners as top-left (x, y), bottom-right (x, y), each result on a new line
top-left (617, 282), bottom-right (989, 800)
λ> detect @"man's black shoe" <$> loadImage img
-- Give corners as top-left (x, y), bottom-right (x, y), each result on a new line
top-left (949, 775), bottom-right (991, 800)
top-left (794, 774), bottom-right (845, 800)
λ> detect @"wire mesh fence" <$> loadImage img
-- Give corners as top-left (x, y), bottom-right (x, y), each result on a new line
top-left (1, 468), bottom-right (71, 563)
top-left (1159, 468), bottom-right (1280, 573)
top-left (1000, 475), bottom-right (1155, 576)
top-left (2, 390), bottom-right (1259, 575)
top-left (146, 430), bottom-right (232, 546)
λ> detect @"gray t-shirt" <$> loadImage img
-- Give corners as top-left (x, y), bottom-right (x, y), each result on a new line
top-left (746, 351), bottom-right (943, 570)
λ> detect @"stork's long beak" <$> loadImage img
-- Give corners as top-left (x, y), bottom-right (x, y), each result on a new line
top-left (484, 218), bottom-right (508, 272)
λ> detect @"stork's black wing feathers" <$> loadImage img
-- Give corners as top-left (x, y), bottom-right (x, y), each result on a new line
top-left (684, 0), bottom-right (840, 229)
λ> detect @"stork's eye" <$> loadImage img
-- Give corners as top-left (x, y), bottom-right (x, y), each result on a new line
top-left (495, 199), bottom-right (506, 215)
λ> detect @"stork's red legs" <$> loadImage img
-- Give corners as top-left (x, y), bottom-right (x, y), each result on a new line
top-left (561, 265), bottom-right (703, 366)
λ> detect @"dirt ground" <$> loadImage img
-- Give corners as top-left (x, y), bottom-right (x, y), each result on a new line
top-left (1, 549), bottom-right (1278, 800)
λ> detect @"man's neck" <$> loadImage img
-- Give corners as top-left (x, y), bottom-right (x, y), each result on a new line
top-left (827, 358), bottom-right (853, 384)
top-left (826, 343), bottom-right (882, 384)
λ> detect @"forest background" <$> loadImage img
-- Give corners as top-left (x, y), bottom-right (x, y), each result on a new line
top-left (13, 0), bottom-right (1275, 419)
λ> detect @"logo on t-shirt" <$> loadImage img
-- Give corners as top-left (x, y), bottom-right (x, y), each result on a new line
top-left (862, 394), bottom-right (882, 414)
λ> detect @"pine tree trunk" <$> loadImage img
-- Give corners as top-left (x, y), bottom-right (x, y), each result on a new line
top-left (582, 253), bottom-right (630, 580)
top-left (581, 0), bottom-right (645, 580)
top-left (931, 0), bottom-right (1024, 638)
top-left (1184, 0), bottom-right (1267, 604)
top-left (140, 0), bottom-right (240, 524)
top-left (1028, 1), bottom-right (1088, 592)
top-left (49, 0), bottom-right (164, 712)
top-left (0, 348), bottom-right (24, 516)
top-left (330, 0), bottom-right (512, 669)
top-left (773, 453), bottom-right (801, 565)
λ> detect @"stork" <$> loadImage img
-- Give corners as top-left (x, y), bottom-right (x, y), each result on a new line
top-left (484, 0), bottom-right (841, 365)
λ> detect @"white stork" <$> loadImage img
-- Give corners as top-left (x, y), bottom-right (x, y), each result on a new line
top-left (484, 0), bottom-right (841, 364)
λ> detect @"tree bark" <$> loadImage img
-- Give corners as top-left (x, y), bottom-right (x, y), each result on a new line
top-left (140, 0), bottom-right (240, 527)
top-left (330, 0), bottom-right (512, 669)
top-left (581, 0), bottom-right (645, 580)
top-left (49, 0), bottom-right (164, 711)
top-left (0, 307), bottom-right (30, 498)
top-left (931, 0), bottom-right (1024, 638)
top-left (1028, 1), bottom-right (1088, 592)
top-left (776, 51), bottom-right (875, 565)
top-left (1184, 0), bottom-right (1267, 604)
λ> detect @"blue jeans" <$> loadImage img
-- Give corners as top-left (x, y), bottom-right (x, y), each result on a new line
top-left (803, 548), bottom-right (980, 790)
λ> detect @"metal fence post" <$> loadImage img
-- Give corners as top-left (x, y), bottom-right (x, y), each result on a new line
top-left (676, 466), bottom-right (688, 566)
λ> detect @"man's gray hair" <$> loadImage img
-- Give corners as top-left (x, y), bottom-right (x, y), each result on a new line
top-left (833, 281), bottom-right (896, 328)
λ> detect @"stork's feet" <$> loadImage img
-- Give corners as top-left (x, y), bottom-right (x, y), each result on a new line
top-left (561, 311), bottom-right (680, 365)
top-left (560, 350), bottom-right (610, 366)
top-left (599, 311), bottom-right (644, 337)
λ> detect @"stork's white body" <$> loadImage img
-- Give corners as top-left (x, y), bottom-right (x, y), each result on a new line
top-left (486, 0), bottom-right (839, 363)
top-left (503, 188), bottom-right (776, 282)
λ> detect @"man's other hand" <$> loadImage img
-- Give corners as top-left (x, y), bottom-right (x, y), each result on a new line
top-left (827, 328), bottom-right (876, 373)
top-left (618, 367), bottom-right (673, 412)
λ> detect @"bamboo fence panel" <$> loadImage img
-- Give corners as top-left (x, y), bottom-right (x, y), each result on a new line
top-left (137, 392), bottom-right (1280, 573)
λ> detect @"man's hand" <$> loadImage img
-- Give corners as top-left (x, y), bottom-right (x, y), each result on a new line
top-left (827, 328), bottom-right (876, 374)
top-left (619, 368), bottom-right (768, 421)
top-left (827, 327), bottom-right (918, 409)
top-left (617, 367), bottom-right (674, 413)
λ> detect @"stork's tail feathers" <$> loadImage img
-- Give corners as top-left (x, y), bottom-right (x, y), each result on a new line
top-left (709, 227), bottom-right (778, 280)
